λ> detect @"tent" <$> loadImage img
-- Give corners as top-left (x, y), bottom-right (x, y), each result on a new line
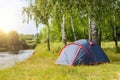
top-left (55, 39), bottom-right (110, 66)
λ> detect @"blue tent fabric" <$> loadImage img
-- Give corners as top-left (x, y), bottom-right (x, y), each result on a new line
top-left (55, 39), bottom-right (110, 66)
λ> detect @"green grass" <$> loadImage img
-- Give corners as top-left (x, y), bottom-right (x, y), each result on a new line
top-left (0, 42), bottom-right (120, 80)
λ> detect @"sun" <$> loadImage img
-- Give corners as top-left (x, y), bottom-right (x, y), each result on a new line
top-left (0, 8), bottom-right (16, 33)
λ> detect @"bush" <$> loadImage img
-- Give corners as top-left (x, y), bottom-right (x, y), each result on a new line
top-left (0, 48), bottom-right (8, 52)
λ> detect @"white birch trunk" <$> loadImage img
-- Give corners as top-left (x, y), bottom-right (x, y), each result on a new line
top-left (88, 16), bottom-right (92, 40)
top-left (61, 15), bottom-right (67, 45)
top-left (91, 20), bottom-right (98, 44)
top-left (113, 16), bottom-right (118, 47)
top-left (71, 16), bottom-right (77, 41)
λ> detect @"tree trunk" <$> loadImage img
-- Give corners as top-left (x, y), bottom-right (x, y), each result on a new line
top-left (98, 28), bottom-right (102, 47)
top-left (88, 16), bottom-right (92, 40)
top-left (113, 24), bottom-right (118, 48)
top-left (47, 24), bottom-right (50, 51)
top-left (61, 15), bottom-right (67, 45)
top-left (112, 16), bottom-right (118, 48)
top-left (71, 16), bottom-right (77, 41)
top-left (91, 20), bottom-right (98, 44)
top-left (113, 25), bottom-right (118, 47)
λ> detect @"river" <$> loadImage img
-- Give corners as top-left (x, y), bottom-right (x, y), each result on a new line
top-left (0, 50), bottom-right (34, 69)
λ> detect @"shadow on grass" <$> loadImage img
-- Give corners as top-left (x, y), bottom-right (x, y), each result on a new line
top-left (103, 47), bottom-right (120, 54)
top-left (103, 47), bottom-right (120, 63)
top-left (114, 47), bottom-right (120, 53)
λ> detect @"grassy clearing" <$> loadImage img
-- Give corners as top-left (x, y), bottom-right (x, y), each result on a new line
top-left (0, 42), bottom-right (120, 80)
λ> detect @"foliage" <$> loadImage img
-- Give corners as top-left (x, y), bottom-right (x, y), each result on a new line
top-left (0, 29), bottom-right (8, 51)
top-left (0, 29), bottom-right (36, 53)
top-left (23, 0), bottom-right (54, 51)
top-left (20, 34), bottom-right (37, 49)
top-left (23, 0), bottom-right (120, 49)
top-left (7, 31), bottom-right (22, 54)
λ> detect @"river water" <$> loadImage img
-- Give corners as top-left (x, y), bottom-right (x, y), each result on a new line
top-left (0, 50), bottom-right (34, 69)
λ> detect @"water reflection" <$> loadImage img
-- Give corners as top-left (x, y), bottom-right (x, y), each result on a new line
top-left (0, 50), bottom-right (34, 69)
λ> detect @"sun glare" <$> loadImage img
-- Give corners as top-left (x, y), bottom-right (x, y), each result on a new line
top-left (0, 1), bottom-right (17, 32)
top-left (0, 0), bottom-right (39, 34)
top-left (0, 12), bottom-right (14, 32)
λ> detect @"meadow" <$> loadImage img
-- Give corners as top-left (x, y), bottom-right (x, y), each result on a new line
top-left (0, 42), bottom-right (120, 80)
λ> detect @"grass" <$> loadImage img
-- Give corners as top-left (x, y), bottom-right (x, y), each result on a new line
top-left (0, 42), bottom-right (120, 80)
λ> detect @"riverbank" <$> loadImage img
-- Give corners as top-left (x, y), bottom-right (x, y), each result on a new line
top-left (0, 42), bottom-right (120, 80)
top-left (0, 50), bottom-right (34, 69)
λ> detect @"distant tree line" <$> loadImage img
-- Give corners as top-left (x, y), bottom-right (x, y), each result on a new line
top-left (0, 29), bottom-right (37, 53)
top-left (23, 0), bottom-right (120, 51)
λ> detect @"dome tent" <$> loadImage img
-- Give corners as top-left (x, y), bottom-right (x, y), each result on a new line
top-left (55, 39), bottom-right (110, 66)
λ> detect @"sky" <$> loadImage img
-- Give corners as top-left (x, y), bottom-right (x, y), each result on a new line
top-left (0, 0), bottom-right (43, 34)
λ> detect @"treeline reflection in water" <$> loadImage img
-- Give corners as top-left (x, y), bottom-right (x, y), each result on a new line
top-left (0, 50), bottom-right (34, 69)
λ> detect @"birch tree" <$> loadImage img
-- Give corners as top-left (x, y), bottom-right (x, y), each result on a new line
top-left (23, 0), bottom-right (53, 51)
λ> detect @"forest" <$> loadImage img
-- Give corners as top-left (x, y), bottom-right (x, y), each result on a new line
top-left (22, 0), bottom-right (120, 51)
top-left (0, 29), bottom-right (37, 53)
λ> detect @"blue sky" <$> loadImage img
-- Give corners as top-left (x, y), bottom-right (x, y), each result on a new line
top-left (0, 0), bottom-right (43, 34)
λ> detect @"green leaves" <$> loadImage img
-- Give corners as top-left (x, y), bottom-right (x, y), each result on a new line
top-left (22, 0), bottom-right (120, 43)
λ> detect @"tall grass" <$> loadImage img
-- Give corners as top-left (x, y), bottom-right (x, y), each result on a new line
top-left (0, 42), bottom-right (120, 80)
